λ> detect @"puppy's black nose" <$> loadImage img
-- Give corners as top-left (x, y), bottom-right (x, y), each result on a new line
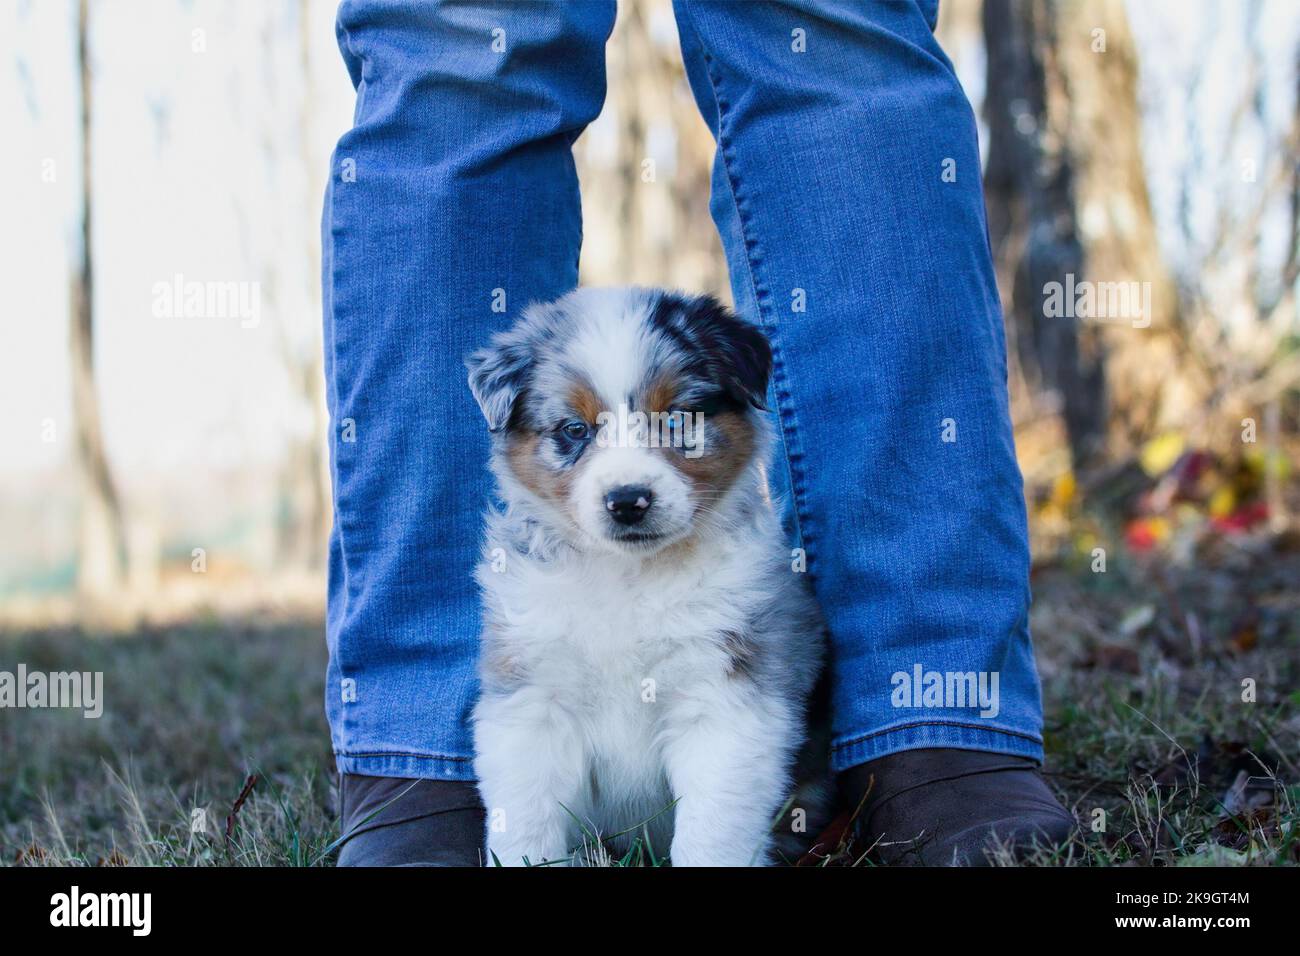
top-left (605, 485), bottom-right (653, 526)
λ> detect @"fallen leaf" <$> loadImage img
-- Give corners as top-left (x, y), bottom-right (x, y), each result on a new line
top-left (1177, 845), bottom-right (1251, 866)
top-left (1126, 517), bottom-right (1171, 551)
top-left (1140, 432), bottom-right (1186, 478)
top-left (1081, 644), bottom-right (1141, 674)
top-left (1208, 485), bottom-right (1237, 519)
top-left (1228, 608), bottom-right (1260, 652)
top-left (1119, 604), bottom-right (1156, 637)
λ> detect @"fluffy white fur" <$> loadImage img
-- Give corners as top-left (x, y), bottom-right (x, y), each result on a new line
top-left (470, 288), bottom-right (824, 867)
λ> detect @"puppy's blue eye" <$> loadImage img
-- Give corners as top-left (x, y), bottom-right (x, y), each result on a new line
top-left (562, 421), bottom-right (589, 441)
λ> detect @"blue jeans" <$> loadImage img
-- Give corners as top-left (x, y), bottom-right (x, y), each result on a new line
top-left (323, 0), bottom-right (1044, 781)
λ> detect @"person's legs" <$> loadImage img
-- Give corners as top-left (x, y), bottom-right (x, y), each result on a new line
top-left (323, 0), bottom-right (615, 861)
top-left (671, 0), bottom-right (1072, 860)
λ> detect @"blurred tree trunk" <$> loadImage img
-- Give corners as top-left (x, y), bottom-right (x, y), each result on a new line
top-left (71, 0), bottom-right (128, 599)
top-left (281, 0), bottom-right (330, 571)
top-left (577, 0), bottom-right (727, 298)
top-left (984, 0), bottom-right (1100, 467)
top-left (261, 1), bottom-right (331, 572)
top-left (614, 0), bottom-right (652, 282)
top-left (984, 0), bottom-right (1198, 472)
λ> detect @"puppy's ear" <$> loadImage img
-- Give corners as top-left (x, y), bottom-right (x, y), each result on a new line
top-left (466, 334), bottom-right (532, 433)
top-left (680, 295), bottom-right (773, 411)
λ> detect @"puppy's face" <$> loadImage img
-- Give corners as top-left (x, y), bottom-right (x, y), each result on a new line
top-left (467, 289), bottom-right (772, 556)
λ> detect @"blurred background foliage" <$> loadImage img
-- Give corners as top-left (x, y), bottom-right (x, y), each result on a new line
top-left (1, 0), bottom-right (1298, 626)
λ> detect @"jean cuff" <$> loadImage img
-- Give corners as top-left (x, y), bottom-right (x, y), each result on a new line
top-left (335, 750), bottom-right (478, 782)
top-left (831, 720), bottom-right (1044, 772)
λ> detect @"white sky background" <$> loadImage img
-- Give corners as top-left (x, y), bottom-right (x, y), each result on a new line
top-left (2, 0), bottom-right (349, 480)
top-left (1, 0), bottom-right (1297, 591)
top-left (1, 0), bottom-right (351, 587)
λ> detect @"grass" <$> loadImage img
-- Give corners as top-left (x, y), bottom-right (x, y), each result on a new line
top-left (1020, 535), bottom-right (1300, 867)
top-left (1, 536), bottom-right (1297, 867)
top-left (0, 615), bottom-right (337, 866)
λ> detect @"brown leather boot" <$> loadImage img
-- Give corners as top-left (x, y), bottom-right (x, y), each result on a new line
top-left (839, 748), bottom-right (1075, 865)
top-left (336, 774), bottom-right (485, 866)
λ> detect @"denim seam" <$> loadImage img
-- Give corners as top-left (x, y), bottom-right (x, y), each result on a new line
top-left (834, 720), bottom-right (1043, 751)
top-left (325, 148), bottom-right (350, 753)
top-left (328, 19), bottom-right (365, 756)
top-left (337, 750), bottom-right (474, 762)
top-left (681, 4), bottom-right (816, 576)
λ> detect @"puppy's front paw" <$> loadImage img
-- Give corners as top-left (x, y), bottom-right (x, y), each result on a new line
top-left (483, 804), bottom-right (573, 866)
top-left (486, 834), bottom-right (570, 868)
top-left (669, 833), bottom-right (772, 867)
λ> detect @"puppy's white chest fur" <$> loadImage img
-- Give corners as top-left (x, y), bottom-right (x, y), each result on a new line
top-left (474, 504), bottom-right (821, 865)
